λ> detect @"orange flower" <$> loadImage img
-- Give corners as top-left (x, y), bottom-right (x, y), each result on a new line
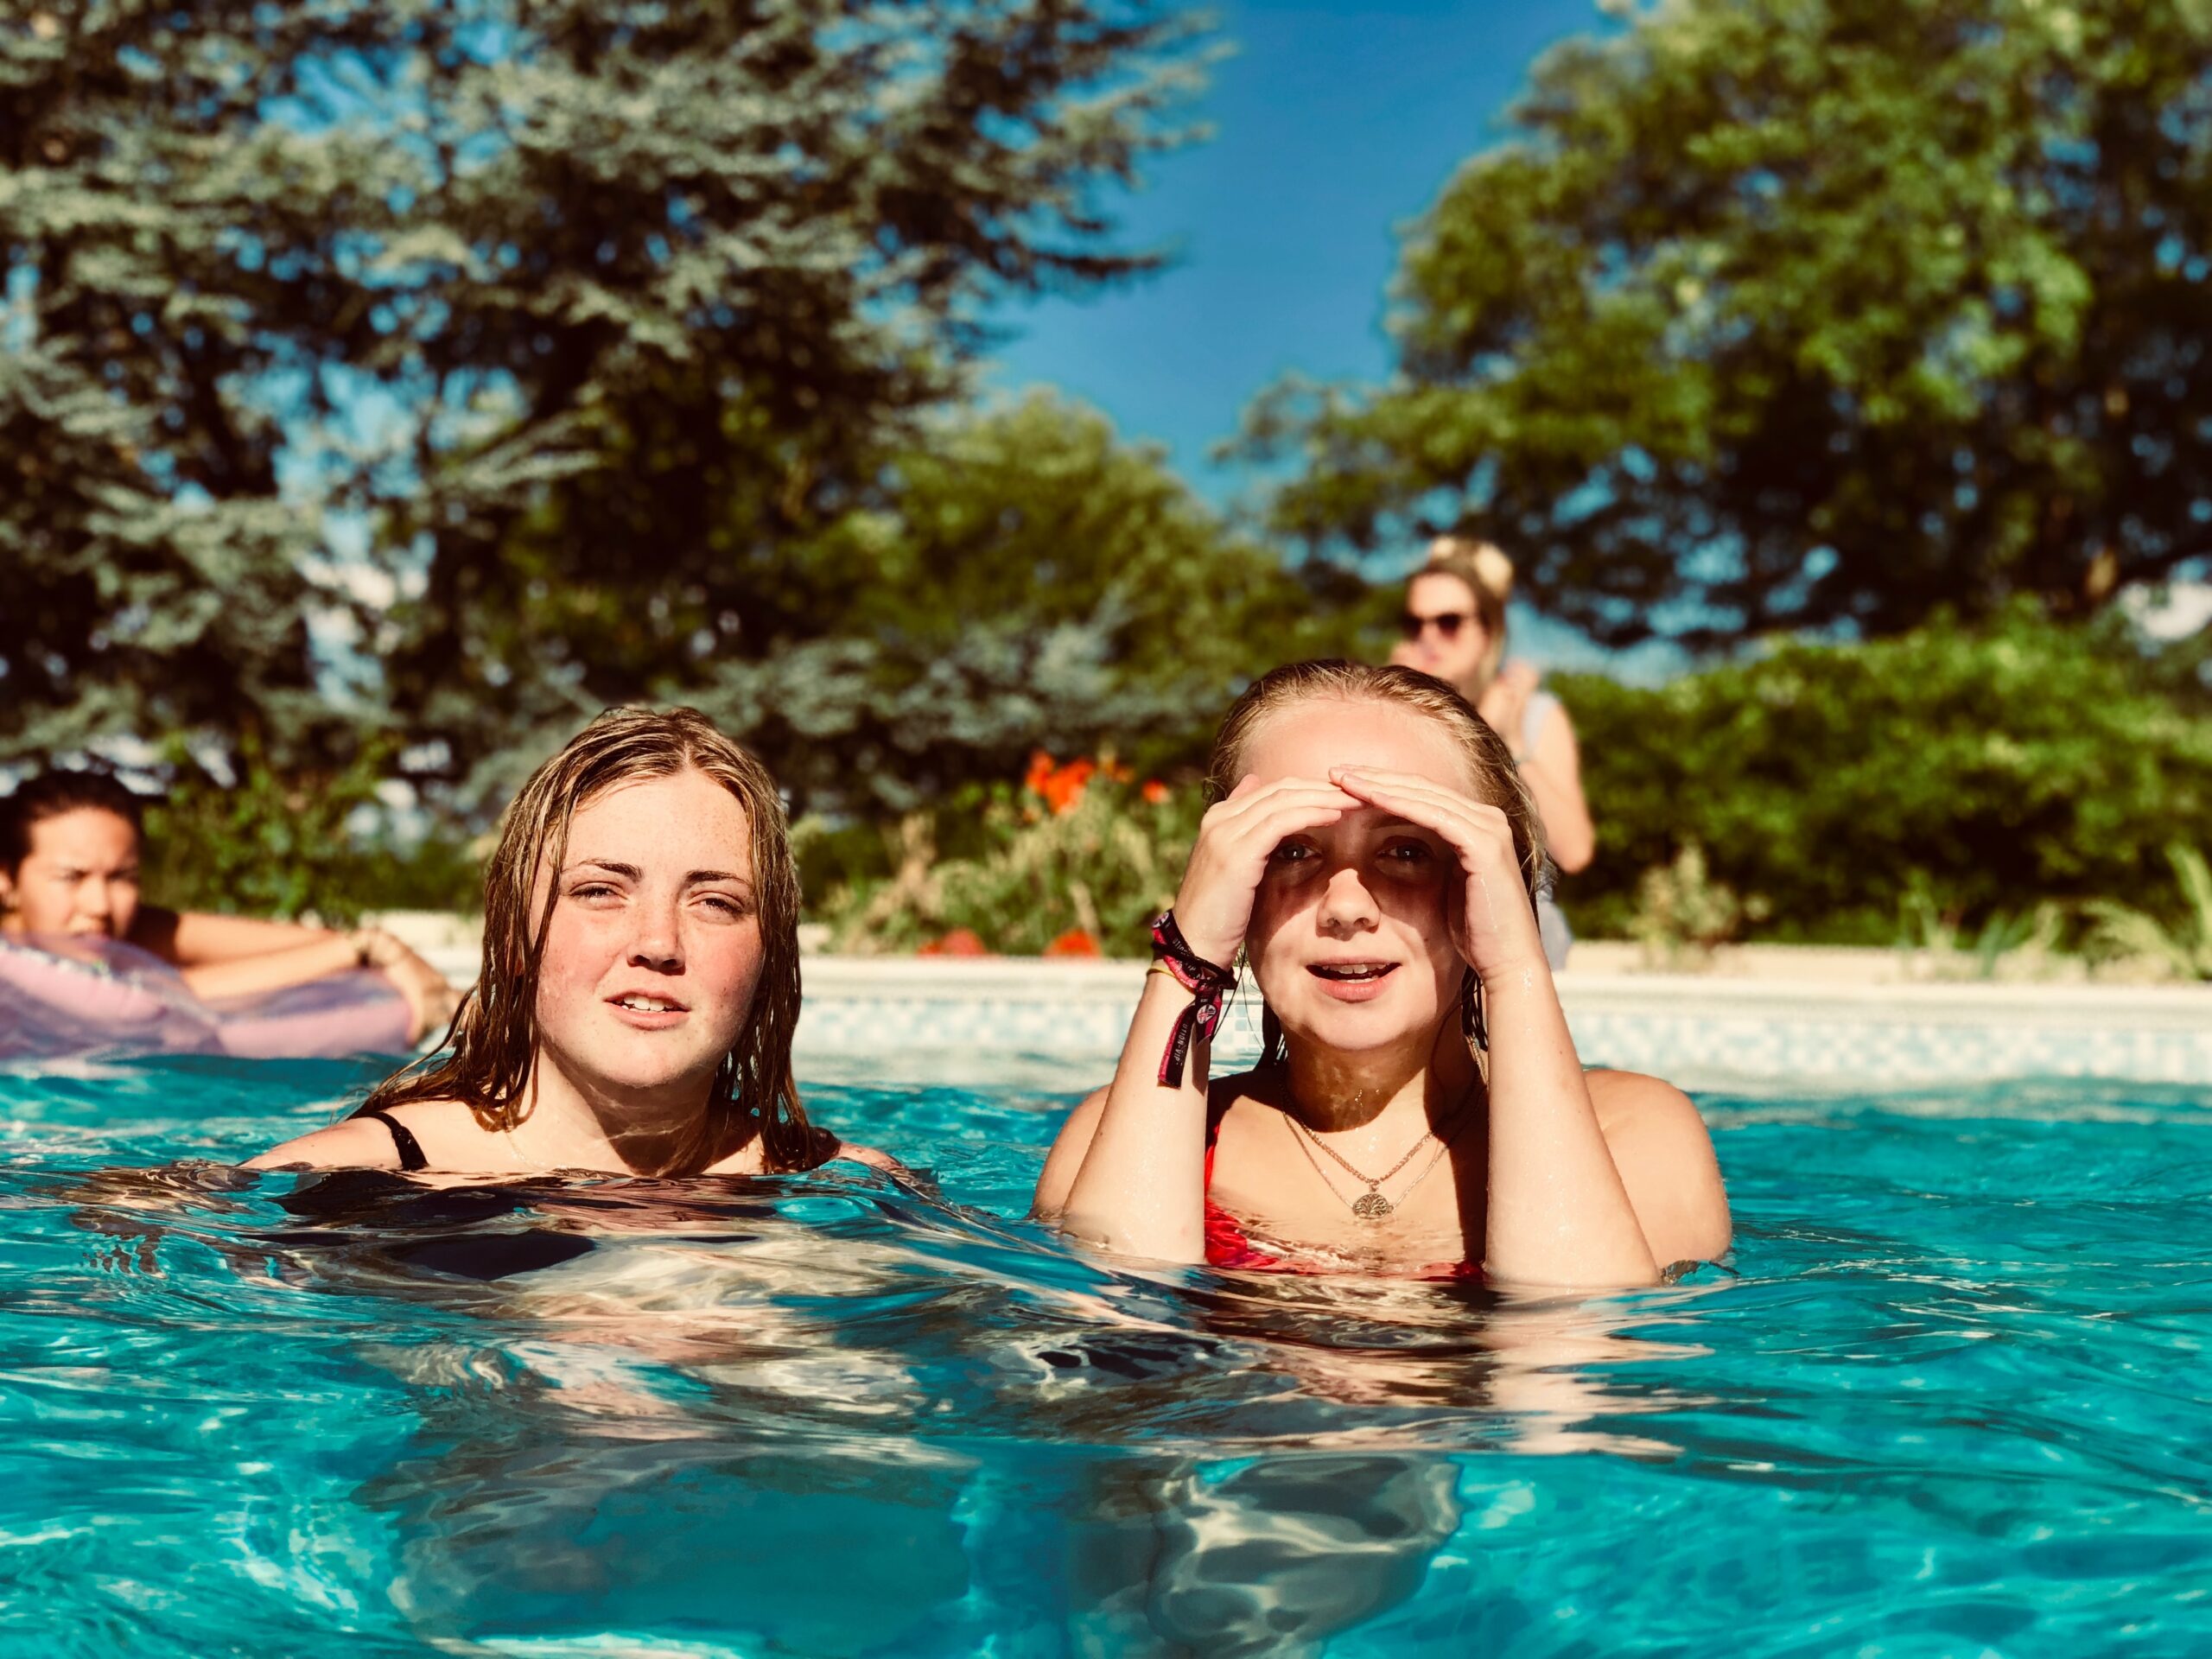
top-left (1141, 779), bottom-right (1169, 805)
top-left (1043, 927), bottom-right (1101, 957)
top-left (1041, 756), bottom-right (1095, 816)
top-left (1024, 750), bottom-right (1056, 797)
top-left (918, 927), bottom-right (990, 957)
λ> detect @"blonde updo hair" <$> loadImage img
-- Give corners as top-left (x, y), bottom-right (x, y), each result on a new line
top-left (363, 705), bottom-right (830, 1175)
top-left (1412, 535), bottom-right (1513, 694)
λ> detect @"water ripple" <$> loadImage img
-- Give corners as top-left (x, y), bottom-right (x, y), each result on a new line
top-left (0, 1059), bottom-right (2207, 1655)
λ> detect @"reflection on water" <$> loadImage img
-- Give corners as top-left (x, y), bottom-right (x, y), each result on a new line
top-left (1052, 1455), bottom-right (1462, 1656)
top-left (8, 1063), bottom-right (2212, 1654)
top-left (230, 1166), bottom-right (1680, 1654)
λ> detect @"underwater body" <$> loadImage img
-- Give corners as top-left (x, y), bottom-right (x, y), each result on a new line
top-left (5, 1053), bottom-right (2210, 1656)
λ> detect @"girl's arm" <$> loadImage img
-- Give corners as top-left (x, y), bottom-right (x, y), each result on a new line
top-left (1332, 767), bottom-right (1662, 1288)
top-left (1035, 776), bottom-right (1359, 1262)
top-left (175, 934), bottom-right (369, 1003)
top-left (1516, 702), bottom-right (1594, 875)
top-left (133, 906), bottom-right (339, 967)
top-left (1477, 954), bottom-right (1660, 1287)
top-left (139, 912), bottom-right (456, 1044)
top-left (1035, 976), bottom-right (1215, 1261)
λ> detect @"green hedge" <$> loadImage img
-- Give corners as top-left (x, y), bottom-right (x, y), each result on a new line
top-left (142, 740), bottom-right (481, 925)
top-left (1553, 607), bottom-right (2212, 944)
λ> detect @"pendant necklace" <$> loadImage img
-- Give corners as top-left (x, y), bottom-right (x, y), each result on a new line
top-left (1284, 1103), bottom-right (1471, 1221)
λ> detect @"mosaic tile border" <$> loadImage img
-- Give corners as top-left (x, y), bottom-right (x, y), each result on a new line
top-left (791, 959), bottom-right (2212, 1087)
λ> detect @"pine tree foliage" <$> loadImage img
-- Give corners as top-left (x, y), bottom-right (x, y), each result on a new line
top-left (0, 1), bottom-right (395, 765)
top-left (1, 0), bottom-right (1207, 785)
top-left (1243, 0), bottom-right (2212, 648)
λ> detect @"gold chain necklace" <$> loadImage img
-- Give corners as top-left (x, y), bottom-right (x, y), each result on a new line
top-left (1283, 1106), bottom-right (1470, 1221)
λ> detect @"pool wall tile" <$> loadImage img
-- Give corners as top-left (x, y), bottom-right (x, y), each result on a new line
top-left (791, 960), bottom-right (2212, 1087)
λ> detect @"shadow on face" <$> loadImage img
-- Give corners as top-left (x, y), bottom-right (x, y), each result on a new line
top-left (1241, 700), bottom-right (1472, 1058)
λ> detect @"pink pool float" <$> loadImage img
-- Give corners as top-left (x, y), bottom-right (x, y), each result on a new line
top-left (0, 935), bottom-right (413, 1062)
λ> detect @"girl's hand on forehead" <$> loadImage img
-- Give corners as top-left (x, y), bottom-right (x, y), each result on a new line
top-left (1327, 766), bottom-right (1548, 983)
top-left (1171, 772), bottom-right (1361, 969)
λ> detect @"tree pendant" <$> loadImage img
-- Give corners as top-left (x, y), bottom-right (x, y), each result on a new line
top-left (1351, 1191), bottom-right (1393, 1221)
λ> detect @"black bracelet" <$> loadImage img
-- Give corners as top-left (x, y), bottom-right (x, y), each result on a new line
top-left (1148, 911), bottom-right (1235, 1088)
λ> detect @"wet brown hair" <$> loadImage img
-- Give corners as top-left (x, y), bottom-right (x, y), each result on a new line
top-left (1409, 535), bottom-right (1512, 696)
top-left (364, 706), bottom-right (830, 1174)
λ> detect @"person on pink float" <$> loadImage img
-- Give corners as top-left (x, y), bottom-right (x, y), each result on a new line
top-left (1034, 660), bottom-right (1727, 1287)
top-left (0, 769), bottom-right (456, 1044)
top-left (248, 706), bottom-right (890, 1179)
top-left (1389, 536), bottom-right (1593, 968)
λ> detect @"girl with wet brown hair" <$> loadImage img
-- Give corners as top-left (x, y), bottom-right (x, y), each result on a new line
top-left (250, 707), bottom-right (880, 1179)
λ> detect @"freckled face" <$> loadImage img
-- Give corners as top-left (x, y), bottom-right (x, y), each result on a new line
top-left (531, 771), bottom-right (766, 1107)
top-left (0, 810), bottom-right (143, 939)
top-left (1242, 701), bottom-right (1473, 1055)
top-left (1389, 572), bottom-right (1491, 695)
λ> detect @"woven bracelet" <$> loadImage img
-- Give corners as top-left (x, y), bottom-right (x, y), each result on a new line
top-left (1148, 910), bottom-right (1235, 1088)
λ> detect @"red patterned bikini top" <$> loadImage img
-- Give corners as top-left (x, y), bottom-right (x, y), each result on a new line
top-left (1201, 1101), bottom-right (1481, 1281)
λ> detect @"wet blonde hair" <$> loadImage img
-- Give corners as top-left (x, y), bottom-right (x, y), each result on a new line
top-left (365, 706), bottom-right (830, 1175)
top-left (1410, 535), bottom-right (1512, 695)
top-left (1209, 659), bottom-right (1548, 908)
top-left (1209, 661), bottom-right (1549, 1065)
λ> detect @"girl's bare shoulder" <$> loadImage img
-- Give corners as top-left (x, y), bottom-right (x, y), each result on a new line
top-left (1584, 1068), bottom-right (1731, 1262)
top-left (240, 1096), bottom-right (472, 1172)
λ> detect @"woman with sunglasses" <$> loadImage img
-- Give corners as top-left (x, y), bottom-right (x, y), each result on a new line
top-left (1389, 537), bottom-right (1592, 967)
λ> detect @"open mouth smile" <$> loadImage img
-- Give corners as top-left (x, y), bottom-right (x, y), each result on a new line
top-left (607, 992), bottom-right (690, 1027)
top-left (1307, 961), bottom-right (1398, 1001)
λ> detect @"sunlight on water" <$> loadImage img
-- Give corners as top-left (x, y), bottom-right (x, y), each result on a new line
top-left (3, 1056), bottom-right (2210, 1655)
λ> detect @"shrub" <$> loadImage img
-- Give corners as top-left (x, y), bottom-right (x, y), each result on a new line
top-left (1554, 606), bottom-right (2212, 944)
top-left (1628, 844), bottom-right (1769, 967)
top-left (142, 739), bottom-right (480, 925)
top-left (805, 756), bottom-right (1202, 957)
top-left (2083, 845), bottom-right (2212, 982)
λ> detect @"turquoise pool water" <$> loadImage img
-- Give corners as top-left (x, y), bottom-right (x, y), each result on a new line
top-left (3, 1056), bottom-right (2209, 1656)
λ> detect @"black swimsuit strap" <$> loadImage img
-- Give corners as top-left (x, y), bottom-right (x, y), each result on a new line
top-left (351, 1108), bottom-right (428, 1173)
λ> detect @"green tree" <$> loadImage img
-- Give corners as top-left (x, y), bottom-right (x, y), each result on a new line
top-left (1553, 605), bottom-right (2212, 942)
top-left (0, 3), bottom-right (383, 771)
top-left (467, 393), bottom-right (1377, 813)
top-left (1246, 0), bottom-right (2212, 648)
top-left (1, 0), bottom-right (1206, 791)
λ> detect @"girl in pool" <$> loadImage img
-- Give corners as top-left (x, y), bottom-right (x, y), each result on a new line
top-left (250, 707), bottom-right (884, 1178)
top-left (1390, 537), bottom-right (1593, 966)
top-left (1034, 661), bottom-right (1727, 1287)
top-left (1, 769), bottom-right (456, 1043)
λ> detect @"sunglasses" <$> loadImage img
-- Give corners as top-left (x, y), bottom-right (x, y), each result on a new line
top-left (1398, 610), bottom-right (1472, 641)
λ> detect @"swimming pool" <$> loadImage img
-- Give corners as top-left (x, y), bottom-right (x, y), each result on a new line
top-left (4, 1055), bottom-right (2209, 1655)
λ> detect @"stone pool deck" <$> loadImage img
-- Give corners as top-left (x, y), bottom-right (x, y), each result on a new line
top-left (380, 915), bottom-right (2212, 1089)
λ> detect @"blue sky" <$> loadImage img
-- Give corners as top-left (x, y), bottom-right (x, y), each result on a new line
top-left (977, 0), bottom-right (1682, 674)
top-left (984, 0), bottom-right (1596, 500)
